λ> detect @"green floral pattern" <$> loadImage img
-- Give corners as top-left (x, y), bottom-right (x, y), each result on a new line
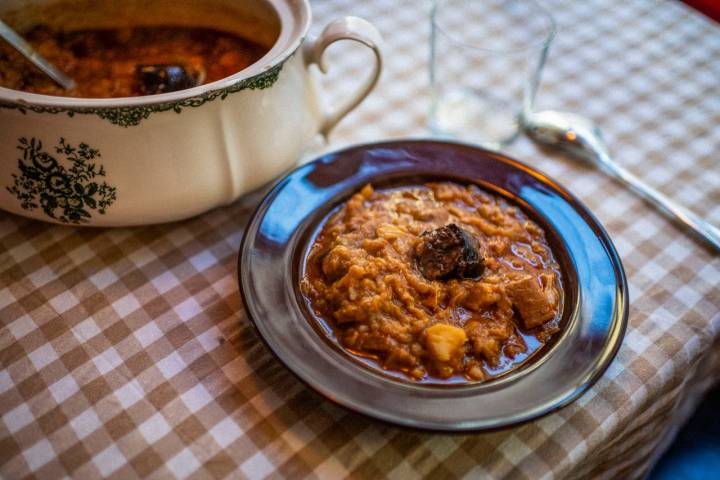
top-left (7, 137), bottom-right (117, 224)
top-left (0, 62), bottom-right (283, 127)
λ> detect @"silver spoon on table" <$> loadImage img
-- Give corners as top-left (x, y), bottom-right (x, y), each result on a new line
top-left (523, 110), bottom-right (720, 252)
top-left (0, 19), bottom-right (75, 90)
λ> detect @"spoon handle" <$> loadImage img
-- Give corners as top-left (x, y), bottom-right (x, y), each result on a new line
top-left (0, 20), bottom-right (76, 90)
top-left (600, 155), bottom-right (720, 252)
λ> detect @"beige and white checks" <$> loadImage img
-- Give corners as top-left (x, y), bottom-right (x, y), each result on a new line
top-left (1, 0), bottom-right (719, 478)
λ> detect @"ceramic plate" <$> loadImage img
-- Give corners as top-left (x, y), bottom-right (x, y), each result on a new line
top-left (238, 139), bottom-right (627, 431)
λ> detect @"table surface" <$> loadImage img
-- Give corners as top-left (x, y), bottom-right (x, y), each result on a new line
top-left (1, 0), bottom-right (719, 479)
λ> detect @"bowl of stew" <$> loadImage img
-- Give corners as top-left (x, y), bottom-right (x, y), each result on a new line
top-left (302, 182), bottom-right (565, 384)
top-left (239, 139), bottom-right (628, 431)
top-left (0, 0), bottom-right (382, 226)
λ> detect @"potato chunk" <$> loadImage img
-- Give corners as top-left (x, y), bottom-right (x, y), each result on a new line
top-left (425, 324), bottom-right (467, 362)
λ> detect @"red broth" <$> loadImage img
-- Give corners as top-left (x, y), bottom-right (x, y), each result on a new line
top-left (0, 25), bottom-right (269, 97)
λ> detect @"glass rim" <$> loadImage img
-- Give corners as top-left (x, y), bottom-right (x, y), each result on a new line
top-left (432, 0), bottom-right (557, 54)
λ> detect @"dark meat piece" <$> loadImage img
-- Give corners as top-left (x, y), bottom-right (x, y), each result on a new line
top-left (415, 224), bottom-right (484, 280)
top-left (136, 64), bottom-right (199, 94)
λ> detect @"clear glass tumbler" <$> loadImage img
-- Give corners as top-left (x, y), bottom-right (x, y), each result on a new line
top-left (430, 0), bottom-right (555, 149)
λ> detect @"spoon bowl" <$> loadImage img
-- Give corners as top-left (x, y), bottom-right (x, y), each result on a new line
top-left (523, 110), bottom-right (606, 164)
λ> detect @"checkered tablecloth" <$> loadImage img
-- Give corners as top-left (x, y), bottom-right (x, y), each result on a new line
top-left (1, 0), bottom-right (719, 478)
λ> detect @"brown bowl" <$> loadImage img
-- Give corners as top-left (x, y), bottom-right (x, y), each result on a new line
top-left (238, 139), bottom-right (628, 431)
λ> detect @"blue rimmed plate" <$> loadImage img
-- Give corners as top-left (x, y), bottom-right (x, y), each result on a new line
top-left (238, 139), bottom-right (627, 431)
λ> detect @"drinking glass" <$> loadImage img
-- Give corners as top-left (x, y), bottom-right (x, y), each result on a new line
top-left (430, 0), bottom-right (556, 149)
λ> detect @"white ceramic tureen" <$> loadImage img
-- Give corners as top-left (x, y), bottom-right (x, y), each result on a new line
top-left (0, 0), bottom-right (382, 226)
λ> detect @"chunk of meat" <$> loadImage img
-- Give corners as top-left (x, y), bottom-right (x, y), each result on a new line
top-left (505, 274), bottom-right (559, 328)
top-left (415, 224), bottom-right (484, 280)
top-left (136, 64), bottom-right (200, 94)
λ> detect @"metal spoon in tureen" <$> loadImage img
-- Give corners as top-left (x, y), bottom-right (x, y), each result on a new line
top-left (523, 110), bottom-right (720, 252)
top-left (0, 19), bottom-right (76, 90)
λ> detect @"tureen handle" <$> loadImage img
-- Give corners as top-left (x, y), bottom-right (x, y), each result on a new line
top-left (304, 16), bottom-right (383, 139)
